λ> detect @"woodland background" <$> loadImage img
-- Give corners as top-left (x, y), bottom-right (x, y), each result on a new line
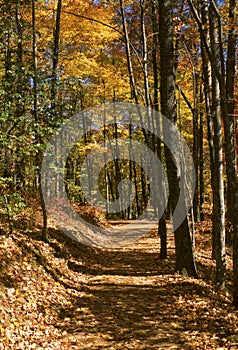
top-left (0, 0), bottom-right (238, 348)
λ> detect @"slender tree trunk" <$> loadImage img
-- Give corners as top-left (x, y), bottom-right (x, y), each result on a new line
top-left (192, 70), bottom-right (199, 222)
top-left (140, 0), bottom-right (150, 109)
top-left (224, 0), bottom-right (238, 309)
top-left (199, 86), bottom-right (205, 221)
top-left (119, 0), bottom-right (148, 143)
top-left (151, 0), bottom-right (159, 113)
top-left (15, 3), bottom-right (26, 190)
top-left (151, 0), bottom-right (167, 258)
top-left (113, 119), bottom-right (122, 214)
top-left (209, 4), bottom-right (226, 289)
top-left (158, 0), bottom-right (197, 277)
top-left (133, 161), bottom-right (140, 218)
top-left (120, 0), bottom-right (139, 105)
top-left (225, 0), bottom-right (238, 245)
top-left (128, 124), bottom-right (134, 220)
top-left (199, 0), bottom-right (216, 256)
top-left (32, 0), bottom-right (47, 240)
top-left (51, 0), bottom-right (62, 122)
top-left (140, 155), bottom-right (148, 215)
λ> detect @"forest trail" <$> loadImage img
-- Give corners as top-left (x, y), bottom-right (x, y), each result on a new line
top-left (51, 220), bottom-right (236, 349)
top-left (66, 223), bottom-right (182, 349)
top-left (0, 220), bottom-right (237, 349)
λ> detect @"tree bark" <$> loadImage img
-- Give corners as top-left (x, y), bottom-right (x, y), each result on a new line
top-left (32, 0), bottom-right (48, 240)
top-left (188, 0), bottom-right (238, 258)
top-left (51, 0), bottom-right (62, 122)
top-left (199, 86), bottom-right (205, 221)
top-left (158, 0), bottom-right (197, 276)
top-left (225, 0), bottom-right (237, 243)
top-left (151, 0), bottom-right (167, 258)
top-left (208, 3), bottom-right (226, 288)
top-left (224, 0), bottom-right (238, 309)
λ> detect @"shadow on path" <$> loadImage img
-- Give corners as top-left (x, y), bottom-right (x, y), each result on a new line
top-left (21, 221), bottom-right (235, 349)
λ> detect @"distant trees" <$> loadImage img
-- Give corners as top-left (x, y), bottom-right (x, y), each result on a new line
top-left (0, 0), bottom-right (122, 233)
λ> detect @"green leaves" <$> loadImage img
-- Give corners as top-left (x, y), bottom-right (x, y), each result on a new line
top-left (0, 178), bottom-right (26, 235)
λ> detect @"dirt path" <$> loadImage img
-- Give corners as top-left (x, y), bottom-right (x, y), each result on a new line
top-left (1, 220), bottom-right (237, 349)
top-left (55, 221), bottom-right (235, 349)
top-left (60, 222), bottom-right (184, 349)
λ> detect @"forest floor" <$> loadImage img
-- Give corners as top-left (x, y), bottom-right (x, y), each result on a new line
top-left (0, 216), bottom-right (238, 349)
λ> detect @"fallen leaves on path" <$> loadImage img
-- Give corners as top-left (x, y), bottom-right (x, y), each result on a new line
top-left (0, 221), bottom-right (237, 349)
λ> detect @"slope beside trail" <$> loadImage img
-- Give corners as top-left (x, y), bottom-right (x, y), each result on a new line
top-left (0, 219), bottom-right (238, 349)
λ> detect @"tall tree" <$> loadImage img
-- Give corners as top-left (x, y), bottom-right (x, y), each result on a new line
top-left (208, 3), bottom-right (226, 289)
top-left (51, 0), bottom-right (62, 123)
top-left (158, 0), bottom-right (197, 277)
top-left (151, 0), bottom-right (167, 258)
top-left (32, 0), bottom-right (48, 240)
top-left (225, 0), bottom-right (238, 309)
top-left (188, 0), bottom-right (238, 303)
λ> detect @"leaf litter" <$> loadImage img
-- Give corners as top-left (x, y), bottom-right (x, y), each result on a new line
top-left (0, 219), bottom-right (237, 349)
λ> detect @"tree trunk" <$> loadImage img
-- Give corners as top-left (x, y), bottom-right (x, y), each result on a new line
top-left (225, 0), bottom-right (238, 259)
top-left (51, 0), bottom-right (62, 123)
top-left (224, 0), bottom-right (238, 309)
top-left (140, 0), bottom-right (150, 109)
top-left (199, 86), bottom-right (205, 221)
top-left (32, 0), bottom-right (47, 240)
top-left (151, 0), bottom-right (167, 258)
top-left (199, 0), bottom-right (216, 259)
top-left (158, 0), bottom-right (197, 277)
top-left (209, 3), bottom-right (226, 289)
top-left (120, 0), bottom-right (140, 105)
top-left (188, 1), bottom-right (238, 276)
top-left (119, 0), bottom-right (148, 143)
top-left (192, 71), bottom-right (199, 222)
